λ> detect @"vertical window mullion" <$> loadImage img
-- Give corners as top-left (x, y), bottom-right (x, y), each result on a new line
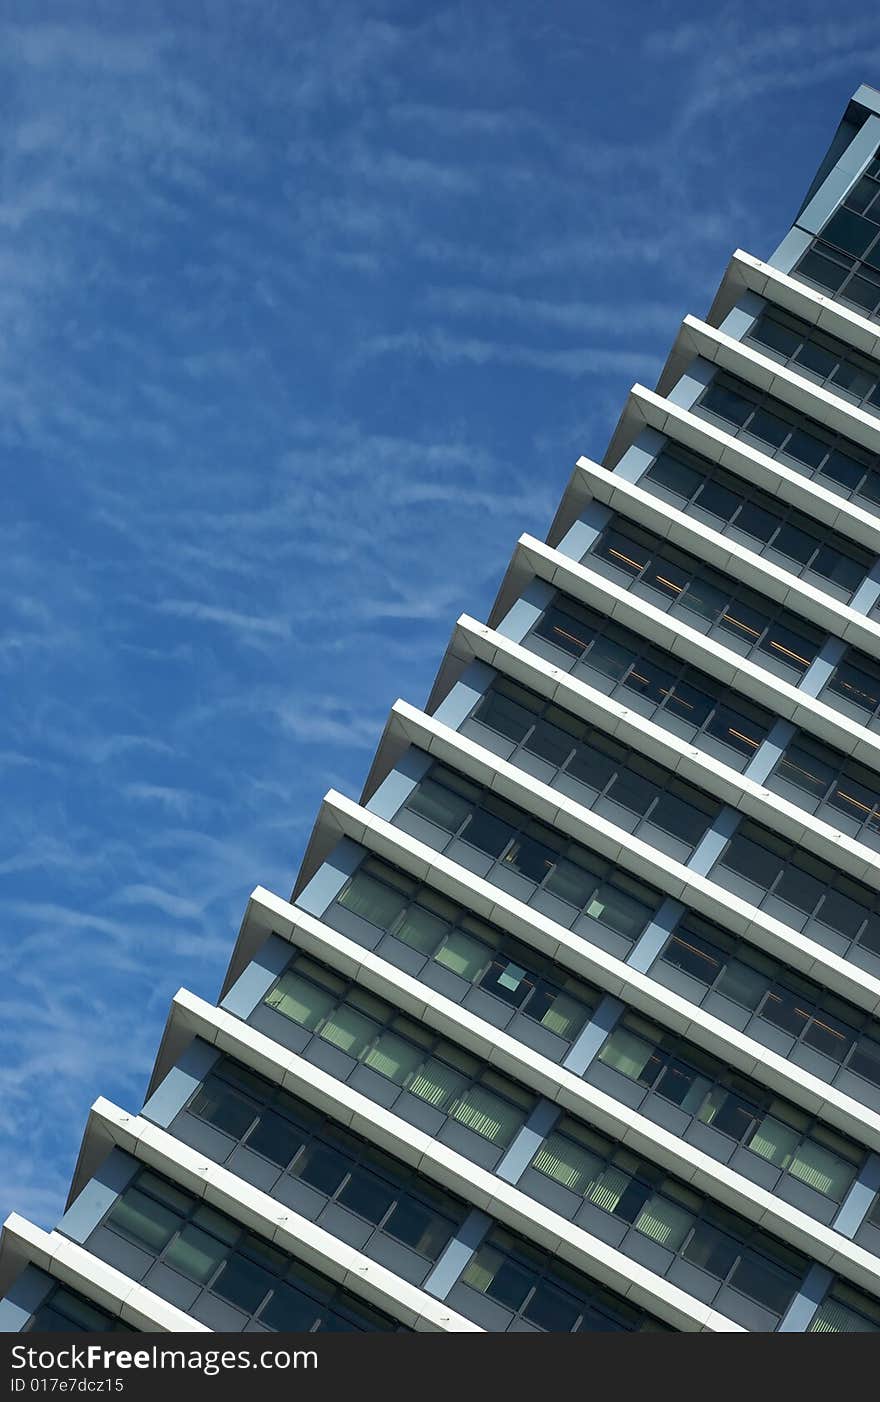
top-left (642, 790), bottom-right (661, 825)
top-left (470, 947), bottom-right (495, 986)
top-left (332, 1169), bottom-right (355, 1205)
top-left (361, 1027), bottom-right (387, 1069)
top-left (678, 1220), bottom-right (698, 1261)
top-left (287, 1138), bottom-right (310, 1176)
top-left (827, 766), bottom-right (846, 809)
top-left (159, 1227), bottom-right (186, 1272)
top-left (240, 1112), bottom-right (261, 1146)
top-left (621, 653), bottom-right (641, 690)
top-left (754, 985), bottom-right (776, 1023)
top-left (842, 1037), bottom-right (861, 1074)
top-left (249, 1286), bottom-right (274, 1325)
top-left (676, 571), bottom-right (696, 612)
top-left (497, 827), bottom-right (523, 870)
top-left (520, 720), bottom-right (539, 755)
top-left (388, 900), bottom-right (412, 940)
top-left (795, 1007), bottom-right (816, 1049)
top-left (519, 1281), bottom-right (539, 1322)
top-left (767, 853), bottom-right (787, 903)
top-left (728, 499), bottom-right (747, 533)
top-left (560, 742), bottom-right (579, 774)
top-left (203, 1252), bottom-right (229, 1296)
top-left (855, 912), bottom-right (872, 952)
top-left (375, 1195), bottom-right (400, 1234)
top-left (598, 763), bottom-right (619, 802)
top-left (756, 604), bottom-right (774, 651)
top-left (722, 1245), bottom-right (743, 1292)
top-left (650, 1048), bottom-right (670, 1092)
top-left (708, 956), bottom-right (728, 997)
top-left (697, 702), bottom-right (713, 739)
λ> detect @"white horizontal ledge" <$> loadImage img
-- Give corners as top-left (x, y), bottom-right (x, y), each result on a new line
top-left (244, 874), bottom-right (880, 1159)
top-left (0, 1213), bottom-right (207, 1333)
top-left (711, 250), bottom-right (880, 365)
top-left (629, 386), bottom-right (880, 557)
top-left (515, 531), bottom-right (880, 777)
top-left (81, 1100), bottom-right (479, 1334)
top-left (392, 695), bottom-right (880, 958)
top-left (145, 994), bottom-right (732, 1333)
top-left (163, 981), bottom-right (880, 1302)
top-left (306, 785), bottom-right (880, 1111)
top-left (445, 613), bottom-right (880, 936)
top-left (675, 315), bottom-right (880, 459)
top-left (573, 455), bottom-right (880, 661)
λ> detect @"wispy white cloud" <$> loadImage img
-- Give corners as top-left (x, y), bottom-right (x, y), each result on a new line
top-left (357, 328), bottom-right (661, 379)
top-left (422, 285), bottom-right (683, 335)
top-left (123, 782), bottom-right (197, 815)
top-left (155, 599), bottom-right (292, 641)
top-left (111, 884), bottom-right (208, 920)
top-left (273, 698), bottom-right (385, 748)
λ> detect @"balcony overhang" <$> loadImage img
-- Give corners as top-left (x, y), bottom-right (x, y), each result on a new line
top-left (707, 249), bottom-right (880, 361)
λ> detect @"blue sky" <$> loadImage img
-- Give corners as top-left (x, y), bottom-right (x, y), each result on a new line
top-left (3, 0), bottom-right (880, 1228)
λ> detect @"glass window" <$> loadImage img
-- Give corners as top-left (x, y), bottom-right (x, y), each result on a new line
top-left (473, 684), bottom-right (540, 742)
top-left (246, 1109), bottom-right (307, 1168)
top-left (809, 1281), bottom-right (880, 1333)
top-left (336, 1170), bottom-right (395, 1225)
top-left (697, 363), bottom-right (880, 506)
top-left (787, 1137), bottom-right (855, 1200)
top-left (593, 1012), bottom-right (863, 1195)
top-left (598, 1022), bottom-right (659, 1081)
top-left (106, 1189), bottom-right (179, 1254)
top-left (318, 1003), bottom-right (376, 1057)
top-left (698, 1082), bottom-right (760, 1140)
top-left (460, 1228), bottom-right (663, 1332)
top-left (588, 516), bottom-right (824, 676)
top-left (25, 1284), bottom-right (123, 1334)
top-left (334, 855), bottom-right (599, 1041)
top-left (265, 970), bottom-right (336, 1029)
top-left (261, 949), bottom-right (533, 1146)
top-left (529, 593), bottom-right (772, 763)
top-left (97, 1167), bottom-right (401, 1334)
top-left (337, 870), bottom-right (412, 929)
top-left (397, 760), bottom-right (662, 941)
top-left (362, 1030), bottom-right (424, 1083)
top-left (165, 1225), bottom-right (227, 1283)
top-left (715, 816), bottom-right (880, 960)
top-left (826, 646), bottom-right (880, 723)
top-left (406, 777), bottom-right (474, 833)
top-left (189, 1080), bottom-right (257, 1140)
top-left (528, 1119), bottom-right (806, 1316)
top-left (378, 1200), bottom-right (436, 1255)
top-left (472, 678), bottom-right (721, 852)
top-left (449, 1083), bottom-right (523, 1147)
top-left (188, 1057), bottom-right (466, 1265)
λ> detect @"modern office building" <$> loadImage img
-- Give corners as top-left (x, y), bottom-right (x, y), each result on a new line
top-left (9, 86), bottom-right (880, 1337)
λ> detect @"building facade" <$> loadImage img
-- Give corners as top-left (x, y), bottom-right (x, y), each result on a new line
top-left (7, 86), bottom-right (880, 1335)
